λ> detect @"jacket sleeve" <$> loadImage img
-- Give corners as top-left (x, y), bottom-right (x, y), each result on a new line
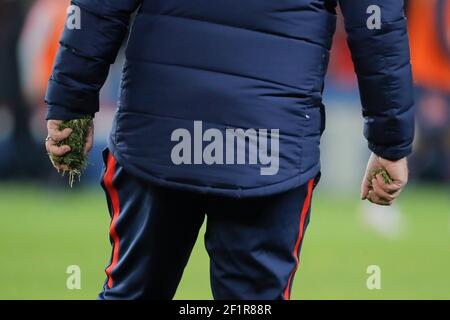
top-left (45, 0), bottom-right (142, 120)
top-left (339, 0), bottom-right (415, 160)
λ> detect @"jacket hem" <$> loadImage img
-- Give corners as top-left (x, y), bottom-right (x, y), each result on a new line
top-left (107, 139), bottom-right (320, 199)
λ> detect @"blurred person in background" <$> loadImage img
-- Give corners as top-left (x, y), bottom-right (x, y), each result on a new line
top-left (18, 0), bottom-right (70, 110)
top-left (408, 0), bottom-right (450, 182)
top-left (0, 0), bottom-right (34, 179)
top-left (13, 0), bottom-right (71, 181)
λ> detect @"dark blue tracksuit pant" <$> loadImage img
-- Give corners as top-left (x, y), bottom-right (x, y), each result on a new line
top-left (98, 149), bottom-right (316, 300)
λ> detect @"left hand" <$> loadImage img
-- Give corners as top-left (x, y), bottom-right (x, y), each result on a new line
top-left (360, 153), bottom-right (409, 206)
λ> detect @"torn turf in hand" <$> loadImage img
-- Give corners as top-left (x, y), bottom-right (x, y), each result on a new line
top-left (369, 168), bottom-right (393, 187)
top-left (49, 117), bottom-right (93, 187)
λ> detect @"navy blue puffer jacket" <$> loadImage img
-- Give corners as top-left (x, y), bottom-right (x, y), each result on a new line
top-left (46, 0), bottom-right (415, 198)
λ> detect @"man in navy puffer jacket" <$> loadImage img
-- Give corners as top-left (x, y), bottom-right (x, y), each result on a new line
top-left (45, 0), bottom-right (414, 299)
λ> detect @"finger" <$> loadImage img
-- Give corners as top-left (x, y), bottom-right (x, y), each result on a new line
top-left (375, 174), bottom-right (402, 194)
top-left (45, 135), bottom-right (59, 148)
top-left (47, 120), bottom-right (63, 130)
top-left (84, 126), bottom-right (94, 155)
top-left (48, 127), bottom-right (73, 142)
top-left (372, 178), bottom-right (396, 202)
top-left (46, 143), bottom-right (71, 156)
top-left (367, 194), bottom-right (391, 206)
top-left (367, 191), bottom-right (392, 206)
top-left (361, 176), bottom-right (370, 200)
top-left (47, 120), bottom-right (73, 140)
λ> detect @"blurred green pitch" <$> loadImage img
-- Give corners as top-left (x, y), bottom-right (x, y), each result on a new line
top-left (0, 184), bottom-right (449, 300)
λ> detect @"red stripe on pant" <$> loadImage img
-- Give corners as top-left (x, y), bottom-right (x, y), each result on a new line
top-left (103, 153), bottom-right (121, 289)
top-left (283, 178), bottom-right (314, 300)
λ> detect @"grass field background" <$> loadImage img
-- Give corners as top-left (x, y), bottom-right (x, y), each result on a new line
top-left (0, 183), bottom-right (448, 300)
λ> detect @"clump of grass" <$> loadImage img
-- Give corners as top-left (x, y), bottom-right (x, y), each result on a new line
top-left (49, 117), bottom-right (93, 187)
top-left (369, 168), bottom-right (393, 187)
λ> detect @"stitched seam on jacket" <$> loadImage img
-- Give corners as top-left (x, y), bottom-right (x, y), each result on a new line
top-left (124, 59), bottom-right (320, 95)
top-left (115, 110), bottom-right (306, 140)
top-left (139, 11), bottom-right (329, 48)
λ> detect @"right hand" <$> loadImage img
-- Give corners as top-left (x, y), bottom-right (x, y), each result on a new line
top-left (45, 120), bottom-right (94, 172)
